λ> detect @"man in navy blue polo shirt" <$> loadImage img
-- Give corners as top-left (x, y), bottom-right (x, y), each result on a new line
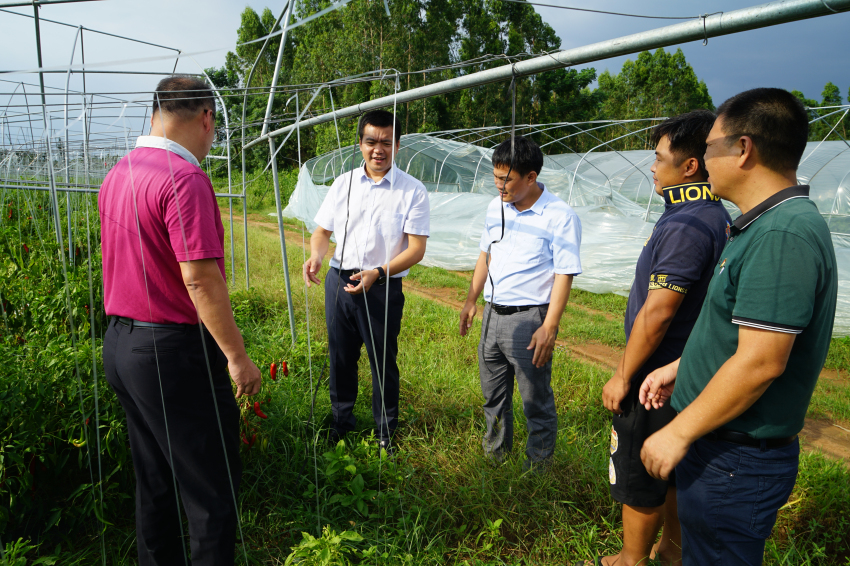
top-left (596, 111), bottom-right (730, 566)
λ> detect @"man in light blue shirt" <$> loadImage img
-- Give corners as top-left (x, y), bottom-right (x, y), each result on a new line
top-left (460, 135), bottom-right (582, 470)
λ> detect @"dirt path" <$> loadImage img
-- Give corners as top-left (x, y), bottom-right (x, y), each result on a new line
top-left (228, 214), bottom-right (850, 468)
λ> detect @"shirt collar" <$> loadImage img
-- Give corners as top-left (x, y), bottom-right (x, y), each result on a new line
top-left (359, 164), bottom-right (397, 186)
top-left (731, 185), bottom-right (810, 234)
top-left (507, 182), bottom-right (548, 215)
top-left (135, 135), bottom-right (200, 168)
top-left (662, 182), bottom-right (719, 206)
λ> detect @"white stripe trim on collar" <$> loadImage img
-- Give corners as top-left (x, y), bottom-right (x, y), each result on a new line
top-left (737, 195), bottom-right (808, 232)
top-left (135, 135), bottom-right (200, 168)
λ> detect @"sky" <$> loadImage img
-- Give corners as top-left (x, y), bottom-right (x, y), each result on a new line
top-left (0, 0), bottom-right (848, 141)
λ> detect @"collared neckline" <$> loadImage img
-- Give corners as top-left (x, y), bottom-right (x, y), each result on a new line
top-left (731, 185), bottom-right (810, 234)
top-left (359, 164), bottom-right (398, 186)
top-left (662, 182), bottom-right (719, 206)
top-left (135, 135), bottom-right (200, 168)
top-left (507, 182), bottom-right (548, 215)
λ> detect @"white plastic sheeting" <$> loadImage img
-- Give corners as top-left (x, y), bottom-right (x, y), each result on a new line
top-left (283, 135), bottom-right (850, 335)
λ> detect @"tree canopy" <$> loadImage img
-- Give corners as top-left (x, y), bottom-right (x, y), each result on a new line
top-left (205, 0), bottom-right (846, 174)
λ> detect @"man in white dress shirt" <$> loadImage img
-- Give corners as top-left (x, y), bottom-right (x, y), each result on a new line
top-left (460, 135), bottom-right (582, 470)
top-left (303, 110), bottom-right (430, 451)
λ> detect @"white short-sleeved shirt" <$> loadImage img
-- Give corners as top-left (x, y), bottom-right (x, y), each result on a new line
top-left (314, 165), bottom-right (430, 277)
top-left (478, 183), bottom-right (582, 306)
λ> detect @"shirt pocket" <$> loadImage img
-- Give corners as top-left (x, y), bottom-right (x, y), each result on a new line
top-left (513, 232), bottom-right (549, 264)
top-left (378, 211), bottom-right (405, 243)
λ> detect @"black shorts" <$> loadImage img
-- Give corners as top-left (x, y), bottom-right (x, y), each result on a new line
top-left (609, 378), bottom-right (677, 508)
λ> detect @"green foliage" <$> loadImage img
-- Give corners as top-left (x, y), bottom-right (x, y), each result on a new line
top-left (284, 526), bottom-right (364, 565)
top-left (0, 194), bottom-right (132, 548)
top-left (793, 82), bottom-right (847, 142)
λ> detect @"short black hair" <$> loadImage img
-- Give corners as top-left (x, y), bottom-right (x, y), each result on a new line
top-left (152, 76), bottom-right (215, 120)
top-left (716, 88), bottom-right (809, 173)
top-left (358, 110), bottom-right (401, 143)
top-left (650, 110), bottom-right (715, 179)
top-left (491, 135), bottom-right (544, 177)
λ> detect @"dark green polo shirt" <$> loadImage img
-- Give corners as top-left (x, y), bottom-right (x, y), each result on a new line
top-left (672, 186), bottom-right (837, 439)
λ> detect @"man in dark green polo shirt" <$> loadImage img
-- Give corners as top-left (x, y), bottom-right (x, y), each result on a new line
top-left (637, 88), bottom-right (837, 565)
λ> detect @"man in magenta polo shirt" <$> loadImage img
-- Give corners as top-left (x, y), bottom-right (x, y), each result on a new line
top-left (99, 76), bottom-right (260, 566)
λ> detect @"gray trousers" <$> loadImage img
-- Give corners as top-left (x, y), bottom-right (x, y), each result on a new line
top-left (478, 304), bottom-right (558, 462)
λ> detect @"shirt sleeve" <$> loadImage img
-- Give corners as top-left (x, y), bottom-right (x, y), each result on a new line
top-left (314, 175), bottom-right (341, 231)
top-left (479, 200), bottom-right (499, 252)
top-left (648, 217), bottom-right (715, 294)
top-left (165, 172), bottom-right (223, 262)
top-left (731, 230), bottom-right (819, 334)
top-left (403, 183), bottom-right (430, 236)
top-left (552, 209), bottom-right (582, 275)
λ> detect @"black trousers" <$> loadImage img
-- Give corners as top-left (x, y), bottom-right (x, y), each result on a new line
top-left (103, 318), bottom-right (241, 566)
top-left (325, 268), bottom-right (404, 443)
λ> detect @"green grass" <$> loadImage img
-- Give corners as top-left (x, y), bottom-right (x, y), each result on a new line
top-left (212, 221), bottom-right (849, 565)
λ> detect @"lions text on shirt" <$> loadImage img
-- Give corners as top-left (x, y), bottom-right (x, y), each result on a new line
top-left (478, 184), bottom-right (582, 306)
top-left (314, 165), bottom-right (430, 277)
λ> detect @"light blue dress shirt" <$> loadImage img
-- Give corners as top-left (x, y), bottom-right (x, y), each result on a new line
top-left (478, 183), bottom-right (582, 306)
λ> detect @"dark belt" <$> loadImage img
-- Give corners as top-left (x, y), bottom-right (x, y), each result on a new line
top-left (490, 303), bottom-right (548, 315)
top-left (116, 316), bottom-right (189, 329)
top-left (705, 429), bottom-right (797, 449)
top-left (336, 268), bottom-right (386, 285)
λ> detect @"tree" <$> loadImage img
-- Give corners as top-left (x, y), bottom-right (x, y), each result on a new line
top-left (793, 82), bottom-right (847, 142)
top-left (595, 48), bottom-right (713, 119)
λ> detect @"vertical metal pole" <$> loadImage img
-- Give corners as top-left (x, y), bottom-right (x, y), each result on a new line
top-left (65, 28), bottom-right (82, 266)
top-left (263, 0), bottom-right (297, 345)
top-left (239, 2), bottom-right (291, 292)
top-left (33, 4), bottom-right (62, 247)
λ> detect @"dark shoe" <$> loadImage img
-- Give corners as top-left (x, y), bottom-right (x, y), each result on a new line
top-left (378, 439), bottom-right (396, 457)
top-left (325, 428), bottom-right (346, 446)
top-left (522, 456), bottom-right (552, 475)
top-left (484, 449), bottom-right (507, 466)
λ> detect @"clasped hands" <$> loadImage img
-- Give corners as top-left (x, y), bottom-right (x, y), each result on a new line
top-left (302, 256), bottom-right (379, 295)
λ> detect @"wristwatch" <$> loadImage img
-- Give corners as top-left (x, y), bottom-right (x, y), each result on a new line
top-left (374, 266), bottom-right (387, 285)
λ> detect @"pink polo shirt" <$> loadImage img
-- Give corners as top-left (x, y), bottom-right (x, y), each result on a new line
top-left (99, 140), bottom-right (225, 324)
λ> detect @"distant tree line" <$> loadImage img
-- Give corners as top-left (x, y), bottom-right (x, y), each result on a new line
top-left (204, 0), bottom-right (845, 175)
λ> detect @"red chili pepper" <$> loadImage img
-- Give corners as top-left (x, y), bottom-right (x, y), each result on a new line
top-left (249, 434), bottom-right (256, 448)
top-left (253, 402), bottom-right (268, 419)
top-left (85, 417), bottom-right (90, 425)
top-left (282, 361), bottom-right (289, 377)
top-left (267, 398), bottom-right (271, 404)
top-left (22, 244), bottom-right (28, 253)
top-left (241, 434), bottom-right (250, 446)
top-left (270, 362), bottom-right (277, 381)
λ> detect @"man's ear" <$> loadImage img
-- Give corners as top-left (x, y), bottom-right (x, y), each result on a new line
top-left (527, 170), bottom-right (538, 185)
top-left (683, 157), bottom-right (700, 178)
top-left (737, 135), bottom-right (756, 168)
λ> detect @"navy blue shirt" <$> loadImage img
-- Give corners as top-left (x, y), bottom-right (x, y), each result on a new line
top-left (624, 182), bottom-right (731, 376)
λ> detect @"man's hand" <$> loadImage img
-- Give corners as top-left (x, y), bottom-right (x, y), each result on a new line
top-left (229, 355), bottom-right (261, 398)
top-left (641, 424), bottom-right (690, 480)
top-left (638, 359), bottom-right (679, 410)
top-left (602, 371), bottom-right (632, 415)
top-left (345, 269), bottom-right (379, 295)
top-left (303, 256), bottom-right (323, 287)
top-left (459, 301), bottom-right (477, 336)
top-left (527, 323), bottom-right (558, 368)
